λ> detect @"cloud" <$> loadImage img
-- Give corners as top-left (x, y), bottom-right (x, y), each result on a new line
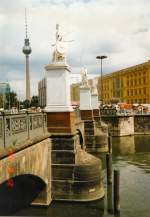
top-left (1, 0), bottom-right (150, 99)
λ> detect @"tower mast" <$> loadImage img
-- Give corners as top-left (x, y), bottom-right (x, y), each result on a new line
top-left (22, 9), bottom-right (32, 101)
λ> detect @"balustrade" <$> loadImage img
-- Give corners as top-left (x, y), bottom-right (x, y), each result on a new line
top-left (0, 112), bottom-right (47, 148)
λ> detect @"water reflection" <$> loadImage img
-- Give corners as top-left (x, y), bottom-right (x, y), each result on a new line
top-left (134, 135), bottom-right (150, 152)
top-left (15, 199), bottom-right (105, 217)
top-left (113, 136), bottom-right (135, 155)
top-left (112, 135), bottom-right (150, 173)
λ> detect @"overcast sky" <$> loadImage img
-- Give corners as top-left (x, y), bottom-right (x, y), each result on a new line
top-left (1, 0), bottom-right (150, 99)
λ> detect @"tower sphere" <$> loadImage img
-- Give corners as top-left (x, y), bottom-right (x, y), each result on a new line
top-left (22, 38), bottom-right (32, 55)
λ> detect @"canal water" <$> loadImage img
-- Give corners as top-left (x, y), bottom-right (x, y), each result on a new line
top-left (14, 135), bottom-right (150, 216)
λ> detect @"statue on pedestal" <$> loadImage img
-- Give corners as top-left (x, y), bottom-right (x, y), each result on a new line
top-left (81, 68), bottom-right (89, 87)
top-left (52, 24), bottom-right (66, 63)
top-left (52, 24), bottom-right (73, 64)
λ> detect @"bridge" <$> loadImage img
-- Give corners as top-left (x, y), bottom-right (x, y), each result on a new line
top-left (0, 111), bottom-right (105, 215)
top-left (0, 112), bottom-right (51, 215)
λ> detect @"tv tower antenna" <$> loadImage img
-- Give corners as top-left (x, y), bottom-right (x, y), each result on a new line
top-left (22, 9), bottom-right (32, 101)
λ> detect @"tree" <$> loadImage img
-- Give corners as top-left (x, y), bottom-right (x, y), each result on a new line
top-left (30, 96), bottom-right (39, 107)
top-left (5, 92), bottom-right (18, 109)
top-left (22, 99), bottom-right (31, 109)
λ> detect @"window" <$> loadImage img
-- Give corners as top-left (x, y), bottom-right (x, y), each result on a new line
top-left (134, 79), bottom-right (137, 85)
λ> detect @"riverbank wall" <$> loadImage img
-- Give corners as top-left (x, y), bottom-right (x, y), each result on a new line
top-left (101, 114), bottom-right (150, 136)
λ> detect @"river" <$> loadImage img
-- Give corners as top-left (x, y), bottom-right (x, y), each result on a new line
top-left (10, 135), bottom-right (150, 216)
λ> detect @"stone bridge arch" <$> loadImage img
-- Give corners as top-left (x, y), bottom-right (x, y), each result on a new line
top-left (0, 138), bottom-right (51, 207)
top-left (0, 174), bottom-right (46, 215)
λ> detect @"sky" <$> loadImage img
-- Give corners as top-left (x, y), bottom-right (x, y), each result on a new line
top-left (1, 0), bottom-right (150, 99)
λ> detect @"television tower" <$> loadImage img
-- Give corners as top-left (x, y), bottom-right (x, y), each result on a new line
top-left (22, 9), bottom-right (32, 101)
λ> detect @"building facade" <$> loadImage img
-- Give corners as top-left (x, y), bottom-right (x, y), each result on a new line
top-left (38, 78), bottom-right (46, 108)
top-left (99, 60), bottom-right (150, 104)
top-left (0, 82), bottom-right (10, 94)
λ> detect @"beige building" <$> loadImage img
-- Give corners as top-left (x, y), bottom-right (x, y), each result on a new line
top-left (100, 60), bottom-right (150, 104)
top-left (71, 60), bottom-right (150, 104)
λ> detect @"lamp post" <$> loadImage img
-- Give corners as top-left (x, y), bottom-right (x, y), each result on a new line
top-left (96, 55), bottom-right (107, 105)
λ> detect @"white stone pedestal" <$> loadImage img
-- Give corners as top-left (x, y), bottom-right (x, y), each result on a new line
top-left (80, 86), bottom-right (92, 110)
top-left (44, 63), bottom-right (73, 112)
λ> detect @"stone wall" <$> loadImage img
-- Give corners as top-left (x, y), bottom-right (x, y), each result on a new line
top-left (134, 115), bottom-right (150, 134)
top-left (51, 133), bottom-right (104, 201)
top-left (0, 138), bottom-right (51, 206)
top-left (102, 115), bottom-right (134, 136)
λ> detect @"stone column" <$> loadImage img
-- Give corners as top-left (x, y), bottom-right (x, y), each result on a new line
top-left (44, 63), bottom-right (76, 134)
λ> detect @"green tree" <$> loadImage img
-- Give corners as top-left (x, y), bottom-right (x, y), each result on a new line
top-left (30, 96), bottom-right (39, 107)
top-left (22, 99), bottom-right (31, 109)
top-left (5, 92), bottom-right (18, 109)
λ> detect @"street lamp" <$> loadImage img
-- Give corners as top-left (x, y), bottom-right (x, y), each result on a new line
top-left (96, 55), bottom-right (107, 105)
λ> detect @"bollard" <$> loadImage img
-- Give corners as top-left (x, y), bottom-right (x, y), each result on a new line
top-left (106, 153), bottom-right (112, 185)
top-left (113, 170), bottom-right (120, 214)
top-left (108, 133), bottom-right (112, 154)
top-left (107, 184), bottom-right (113, 213)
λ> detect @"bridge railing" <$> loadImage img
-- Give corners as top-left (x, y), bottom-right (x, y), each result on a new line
top-left (0, 112), bottom-right (47, 148)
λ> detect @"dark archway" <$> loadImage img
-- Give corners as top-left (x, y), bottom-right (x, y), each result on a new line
top-left (0, 174), bottom-right (45, 215)
top-left (76, 129), bottom-right (84, 149)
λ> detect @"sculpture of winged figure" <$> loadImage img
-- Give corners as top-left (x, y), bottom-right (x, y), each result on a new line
top-left (52, 24), bottom-right (66, 63)
top-left (52, 24), bottom-right (73, 63)
top-left (81, 68), bottom-right (89, 87)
